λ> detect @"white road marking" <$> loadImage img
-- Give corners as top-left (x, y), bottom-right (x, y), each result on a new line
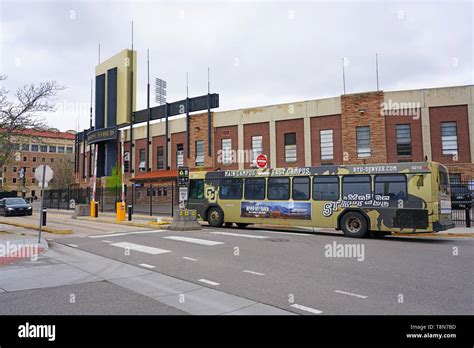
top-left (183, 257), bottom-right (197, 261)
top-left (110, 242), bottom-right (171, 255)
top-left (334, 290), bottom-right (368, 299)
top-left (290, 304), bottom-right (323, 314)
top-left (89, 230), bottom-right (167, 238)
top-left (102, 240), bottom-right (113, 243)
top-left (210, 231), bottom-right (269, 239)
top-left (243, 270), bottom-right (265, 276)
top-left (255, 230), bottom-right (313, 237)
top-left (198, 279), bottom-right (220, 286)
top-left (163, 236), bottom-right (223, 246)
top-left (139, 263), bottom-right (156, 269)
top-left (67, 244), bottom-right (78, 248)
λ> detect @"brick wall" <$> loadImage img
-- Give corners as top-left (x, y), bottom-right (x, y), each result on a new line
top-left (170, 132), bottom-right (186, 169)
top-left (244, 122), bottom-right (270, 169)
top-left (445, 163), bottom-right (474, 181)
top-left (385, 112), bottom-right (424, 163)
top-left (152, 135), bottom-right (166, 170)
top-left (214, 125), bottom-right (238, 170)
top-left (341, 91), bottom-right (387, 164)
top-left (310, 115), bottom-right (342, 166)
top-left (275, 118), bottom-right (305, 168)
top-left (188, 112), bottom-right (214, 170)
top-left (429, 105), bottom-right (471, 164)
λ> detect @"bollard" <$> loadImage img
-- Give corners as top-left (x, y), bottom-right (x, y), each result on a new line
top-left (116, 202), bottom-right (126, 221)
top-left (42, 209), bottom-right (47, 226)
top-left (128, 204), bottom-right (133, 221)
top-left (465, 206), bottom-right (471, 228)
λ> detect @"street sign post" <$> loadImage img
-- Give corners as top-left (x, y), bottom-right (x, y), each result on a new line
top-left (35, 165), bottom-right (53, 243)
top-left (177, 167), bottom-right (189, 208)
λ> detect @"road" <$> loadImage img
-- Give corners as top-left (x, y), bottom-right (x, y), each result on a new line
top-left (0, 213), bottom-right (473, 315)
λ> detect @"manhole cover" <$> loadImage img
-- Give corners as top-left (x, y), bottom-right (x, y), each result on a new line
top-left (265, 238), bottom-right (289, 242)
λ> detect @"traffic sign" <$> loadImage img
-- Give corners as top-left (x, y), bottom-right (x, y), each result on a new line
top-left (35, 165), bottom-right (53, 183)
top-left (256, 154), bottom-right (267, 168)
top-left (178, 166), bottom-right (190, 187)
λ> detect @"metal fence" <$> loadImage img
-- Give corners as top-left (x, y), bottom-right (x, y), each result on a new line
top-left (450, 179), bottom-right (473, 227)
top-left (42, 184), bottom-right (178, 216)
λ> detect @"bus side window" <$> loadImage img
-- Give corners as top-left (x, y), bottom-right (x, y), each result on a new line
top-left (374, 174), bottom-right (407, 201)
top-left (220, 178), bottom-right (243, 200)
top-left (313, 176), bottom-right (339, 200)
top-left (245, 178), bottom-right (266, 200)
top-left (267, 177), bottom-right (290, 200)
top-left (292, 176), bottom-right (310, 200)
top-left (342, 175), bottom-right (371, 199)
top-left (189, 179), bottom-right (204, 199)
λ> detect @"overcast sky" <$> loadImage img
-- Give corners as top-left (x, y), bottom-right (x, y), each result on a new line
top-left (1, 0), bottom-right (472, 131)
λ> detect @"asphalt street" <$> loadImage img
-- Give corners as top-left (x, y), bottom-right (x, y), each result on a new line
top-left (44, 224), bottom-right (474, 315)
top-left (0, 218), bottom-right (474, 315)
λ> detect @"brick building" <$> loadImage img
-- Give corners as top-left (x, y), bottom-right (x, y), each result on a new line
top-left (77, 84), bottom-right (473, 188)
top-left (1, 129), bottom-right (76, 198)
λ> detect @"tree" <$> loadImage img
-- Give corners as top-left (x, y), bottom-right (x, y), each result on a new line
top-left (49, 158), bottom-right (75, 189)
top-left (0, 75), bottom-right (66, 169)
top-left (105, 164), bottom-right (122, 190)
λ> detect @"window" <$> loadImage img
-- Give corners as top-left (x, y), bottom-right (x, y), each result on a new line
top-left (66, 147), bottom-right (73, 154)
top-left (32, 178), bottom-right (35, 184)
top-left (244, 178), bottom-right (266, 200)
top-left (21, 144), bottom-right (30, 151)
top-left (313, 176), bottom-right (339, 201)
top-left (292, 176), bottom-right (310, 200)
top-left (50, 158), bottom-right (54, 163)
top-left (374, 174), bottom-right (407, 200)
top-left (31, 144), bottom-right (38, 152)
top-left (157, 146), bottom-right (164, 169)
top-left (267, 177), bottom-right (290, 200)
top-left (219, 178), bottom-right (243, 200)
top-left (284, 133), bottom-right (297, 163)
top-left (320, 130), bottom-right (334, 160)
top-left (195, 140), bottom-right (204, 166)
top-left (138, 149), bottom-right (146, 171)
top-left (396, 124), bottom-right (412, 157)
top-left (42, 157), bottom-right (45, 163)
top-left (32, 168), bottom-right (36, 173)
top-left (12, 144), bottom-right (20, 151)
top-left (342, 175), bottom-right (371, 198)
top-left (441, 122), bottom-right (458, 155)
top-left (40, 145), bottom-right (47, 153)
top-left (32, 157), bottom-right (36, 162)
top-left (124, 151), bottom-right (130, 172)
top-left (189, 179), bottom-right (204, 199)
top-left (176, 144), bottom-right (184, 168)
top-left (251, 136), bottom-right (263, 167)
top-left (12, 178), bottom-right (17, 184)
top-left (13, 167), bottom-right (17, 172)
top-left (50, 145), bottom-right (57, 153)
top-left (23, 156), bottom-right (27, 162)
top-left (58, 146), bottom-right (65, 154)
top-left (356, 126), bottom-right (371, 158)
top-left (221, 139), bottom-right (232, 165)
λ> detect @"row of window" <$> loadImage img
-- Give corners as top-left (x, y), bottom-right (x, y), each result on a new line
top-left (12, 144), bottom-right (74, 154)
top-left (190, 174), bottom-right (408, 201)
top-left (8, 177), bottom-right (37, 184)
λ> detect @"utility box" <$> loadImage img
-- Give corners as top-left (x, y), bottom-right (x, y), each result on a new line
top-left (116, 202), bottom-right (126, 221)
top-left (168, 209), bottom-right (202, 231)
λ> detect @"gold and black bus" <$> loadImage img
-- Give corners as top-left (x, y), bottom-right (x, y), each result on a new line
top-left (187, 162), bottom-right (454, 238)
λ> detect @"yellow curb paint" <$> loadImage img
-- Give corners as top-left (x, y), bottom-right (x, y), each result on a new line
top-left (0, 220), bottom-right (73, 234)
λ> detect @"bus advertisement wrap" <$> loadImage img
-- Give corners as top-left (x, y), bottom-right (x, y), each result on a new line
top-left (241, 201), bottom-right (312, 220)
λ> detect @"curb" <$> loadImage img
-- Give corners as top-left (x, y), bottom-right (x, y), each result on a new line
top-left (76, 217), bottom-right (170, 229)
top-left (0, 220), bottom-right (72, 235)
top-left (392, 232), bottom-right (474, 238)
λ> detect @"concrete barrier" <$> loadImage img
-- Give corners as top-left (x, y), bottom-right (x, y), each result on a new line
top-left (168, 209), bottom-right (202, 231)
top-left (72, 204), bottom-right (90, 219)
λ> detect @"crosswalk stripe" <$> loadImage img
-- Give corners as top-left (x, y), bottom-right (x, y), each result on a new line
top-left (210, 232), bottom-right (269, 239)
top-left (163, 236), bottom-right (223, 246)
top-left (110, 242), bottom-right (171, 255)
top-left (90, 230), bottom-right (167, 238)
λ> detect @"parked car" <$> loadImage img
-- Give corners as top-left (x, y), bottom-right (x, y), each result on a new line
top-left (450, 184), bottom-right (473, 209)
top-left (0, 197), bottom-right (33, 217)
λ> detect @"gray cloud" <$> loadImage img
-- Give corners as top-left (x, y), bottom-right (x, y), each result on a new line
top-left (1, 0), bottom-right (472, 131)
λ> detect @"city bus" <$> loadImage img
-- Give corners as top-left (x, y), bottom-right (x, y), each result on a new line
top-left (186, 162), bottom-right (454, 238)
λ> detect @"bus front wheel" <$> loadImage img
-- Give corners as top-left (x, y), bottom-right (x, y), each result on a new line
top-left (207, 207), bottom-right (224, 227)
top-left (340, 212), bottom-right (369, 238)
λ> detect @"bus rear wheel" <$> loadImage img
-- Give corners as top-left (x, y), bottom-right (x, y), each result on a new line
top-left (207, 207), bottom-right (224, 227)
top-left (340, 211), bottom-right (369, 238)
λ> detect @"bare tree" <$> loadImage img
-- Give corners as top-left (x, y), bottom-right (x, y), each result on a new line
top-left (0, 76), bottom-right (66, 169)
top-left (50, 157), bottom-right (75, 189)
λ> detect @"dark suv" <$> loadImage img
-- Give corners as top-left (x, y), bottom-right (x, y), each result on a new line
top-left (0, 198), bottom-right (33, 216)
top-left (450, 184), bottom-right (472, 209)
